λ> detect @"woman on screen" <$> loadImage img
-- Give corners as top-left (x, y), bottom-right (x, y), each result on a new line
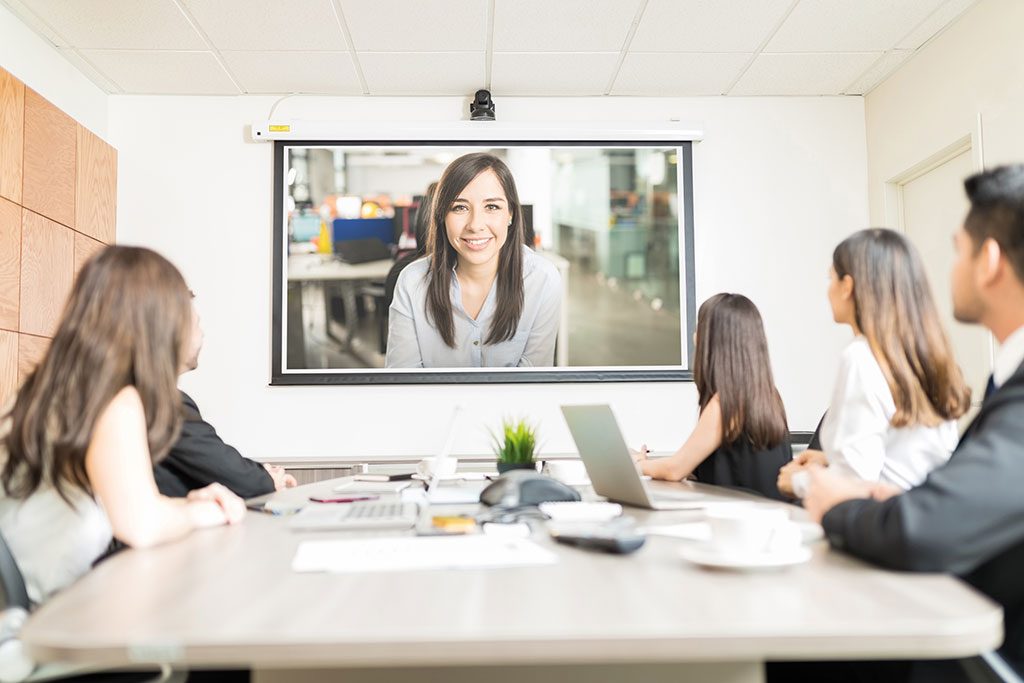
top-left (633, 293), bottom-right (792, 500)
top-left (0, 246), bottom-right (245, 605)
top-left (386, 153), bottom-right (562, 368)
top-left (777, 228), bottom-right (970, 498)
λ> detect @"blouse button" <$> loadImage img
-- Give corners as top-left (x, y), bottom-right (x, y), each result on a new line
top-left (473, 340), bottom-right (480, 346)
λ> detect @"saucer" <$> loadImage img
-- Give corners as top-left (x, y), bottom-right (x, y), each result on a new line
top-left (679, 543), bottom-right (812, 570)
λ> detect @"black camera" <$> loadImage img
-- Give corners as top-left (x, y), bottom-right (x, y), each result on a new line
top-left (469, 89), bottom-right (495, 121)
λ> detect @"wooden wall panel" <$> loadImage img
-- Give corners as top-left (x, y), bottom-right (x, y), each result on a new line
top-left (22, 89), bottom-right (75, 229)
top-left (76, 126), bottom-right (116, 244)
top-left (0, 198), bottom-right (19, 331)
top-left (0, 68), bottom-right (23, 204)
top-left (17, 333), bottom-right (49, 384)
top-left (0, 329), bottom-right (16, 408)
top-left (20, 210), bottom-right (73, 337)
top-left (74, 231), bottom-right (105, 280)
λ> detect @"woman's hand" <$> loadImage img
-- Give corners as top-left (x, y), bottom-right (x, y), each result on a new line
top-left (629, 444), bottom-right (650, 464)
top-left (795, 448), bottom-right (828, 467)
top-left (264, 464), bottom-right (298, 490)
top-left (776, 459), bottom-right (803, 498)
top-left (187, 483), bottom-right (246, 525)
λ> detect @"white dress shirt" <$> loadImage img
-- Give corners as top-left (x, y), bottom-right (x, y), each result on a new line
top-left (820, 336), bottom-right (958, 490)
top-left (386, 246), bottom-right (562, 368)
top-left (993, 324), bottom-right (1024, 389)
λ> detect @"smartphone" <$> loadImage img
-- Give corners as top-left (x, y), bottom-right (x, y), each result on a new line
top-left (308, 495), bottom-right (379, 504)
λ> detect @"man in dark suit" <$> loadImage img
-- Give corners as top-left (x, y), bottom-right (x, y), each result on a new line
top-left (802, 164), bottom-right (1024, 674)
top-left (154, 297), bottom-right (296, 498)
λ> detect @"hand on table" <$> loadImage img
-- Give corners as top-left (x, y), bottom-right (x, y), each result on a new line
top-left (264, 463), bottom-right (298, 490)
top-left (802, 467), bottom-right (876, 524)
top-left (187, 483), bottom-right (246, 525)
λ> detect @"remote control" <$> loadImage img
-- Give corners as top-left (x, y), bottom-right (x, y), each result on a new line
top-left (551, 529), bottom-right (646, 554)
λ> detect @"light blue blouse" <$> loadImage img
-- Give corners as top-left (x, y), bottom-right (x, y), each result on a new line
top-left (386, 247), bottom-right (562, 368)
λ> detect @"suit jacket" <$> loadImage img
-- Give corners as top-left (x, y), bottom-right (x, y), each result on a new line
top-left (823, 359), bottom-right (1024, 669)
top-left (154, 392), bottom-right (275, 499)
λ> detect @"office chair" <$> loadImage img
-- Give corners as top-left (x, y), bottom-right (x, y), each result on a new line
top-left (0, 531), bottom-right (184, 683)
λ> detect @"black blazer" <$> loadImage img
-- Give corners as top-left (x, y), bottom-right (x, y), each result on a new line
top-left (822, 359), bottom-right (1024, 670)
top-left (154, 392), bottom-right (275, 499)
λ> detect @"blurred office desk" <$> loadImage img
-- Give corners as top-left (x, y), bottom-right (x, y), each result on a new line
top-left (22, 479), bottom-right (1001, 683)
top-left (287, 253), bottom-right (392, 361)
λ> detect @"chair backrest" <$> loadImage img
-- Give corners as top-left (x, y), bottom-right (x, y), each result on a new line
top-left (0, 532), bottom-right (29, 611)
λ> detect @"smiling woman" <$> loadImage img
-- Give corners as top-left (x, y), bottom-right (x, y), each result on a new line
top-left (386, 153), bottom-right (562, 368)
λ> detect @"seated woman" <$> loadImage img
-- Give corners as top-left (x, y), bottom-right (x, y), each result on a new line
top-left (385, 153), bottom-right (562, 368)
top-left (778, 228), bottom-right (971, 498)
top-left (633, 293), bottom-right (792, 500)
top-left (0, 246), bottom-right (245, 605)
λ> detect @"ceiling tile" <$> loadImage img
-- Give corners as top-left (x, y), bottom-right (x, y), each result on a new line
top-left (79, 50), bottom-right (240, 95)
top-left (612, 52), bottom-right (750, 95)
top-left (181, 0), bottom-right (347, 51)
top-left (844, 49), bottom-right (913, 94)
top-left (766, 0), bottom-right (948, 52)
top-left (630, 0), bottom-right (793, 52)
top-left (18, 0), bottom-right (206, 49)
top-left (340, 0), bottom-right (485, 51)
top-left (3, 0), bottom-right (70, 47)
top-left (359, 52), bottom-right (484, 95)
top-left (222, 51), bottom-right (362, 94)
top-left (730, 52), bottom-right (881, 96)
top-left (491, 53), bottom-right (619, 95)
top-left (493, 0), bottom-right (641, 52)
top-left (59, 49), bottom-right (123, 92)
top-left (897, 0), bottom-right (979, 49)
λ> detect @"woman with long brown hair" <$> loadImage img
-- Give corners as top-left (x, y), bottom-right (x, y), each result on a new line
top-left (779, 228), bottom-right (971, 497)
top-left (0, 246), bottom-right (245, 605)
top-left (634, 293), bottom-right (792, 500)
top-left (385, 152), bottom-right (562, 368)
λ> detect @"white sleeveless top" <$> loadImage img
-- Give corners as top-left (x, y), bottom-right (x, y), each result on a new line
top-left (0, 416), bottom-right (113, 605)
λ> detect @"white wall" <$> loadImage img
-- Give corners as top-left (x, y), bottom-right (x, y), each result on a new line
top-left (865, 0), bottom-right (1024, 224)
top-left (109, 95), bottom-right (867, 462)
top-left (0, 3), bottom-right (108, 138)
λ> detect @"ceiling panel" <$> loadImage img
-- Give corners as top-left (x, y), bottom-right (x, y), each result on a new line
top-left (630, 0), bottom-right (794, 53)
top-left (340, 0), bottom-right (485, 52)
top-left (80, 50), bottom-right (240, 95)
top-left (18, 0), bottom-right (206, 50)
top-left (843, 49), bottom-right (913, 94)
top-left (730, 52), bottom-right (881, 96)
top-left (182, 0), bottom-right (347, 51)
top-left (897, 0), bottom-right (978, 49)
top-left (766, 0), bottom-right (948, 52)
top-left (491, 53), bottom-right (619, 95)
top-left (222, 51), bottom-right (361, 94)
top-left (612, 52), bottom-right (751, 96)
top-left (493, 0), bottom-right (641, 52)
top-left (359, 52), bottom-right (484, 95)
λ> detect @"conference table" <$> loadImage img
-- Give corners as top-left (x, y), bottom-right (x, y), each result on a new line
top-left (21, 477), bottom-right (1002, 683)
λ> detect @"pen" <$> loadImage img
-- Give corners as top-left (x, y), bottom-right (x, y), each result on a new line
top-left (308, 495), bottom-right (379, 504)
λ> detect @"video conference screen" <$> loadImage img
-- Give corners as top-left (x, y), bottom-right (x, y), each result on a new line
top-left (271, 140), bottom-right (695, 385)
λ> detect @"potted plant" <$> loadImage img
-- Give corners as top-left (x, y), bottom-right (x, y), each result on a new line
top-left (493, 417), bottom-right (538, 474)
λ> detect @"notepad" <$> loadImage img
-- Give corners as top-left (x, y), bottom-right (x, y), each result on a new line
top-left (292, 536), bottom-right (558, 573)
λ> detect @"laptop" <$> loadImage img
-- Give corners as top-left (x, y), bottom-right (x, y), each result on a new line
top-left (561, 404), bottom-right (713, 510)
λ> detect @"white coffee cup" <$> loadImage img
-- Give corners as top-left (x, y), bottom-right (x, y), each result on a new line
top-left (705, 504), bottom-right (802, 556)
top-left (417, 456), bottom-right (458, 478)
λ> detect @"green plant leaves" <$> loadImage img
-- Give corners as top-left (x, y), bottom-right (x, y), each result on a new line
top-left (491, 417), bottom-right (537, 464)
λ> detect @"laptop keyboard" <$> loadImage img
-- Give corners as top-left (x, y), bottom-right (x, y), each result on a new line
top-left (289, 501), bottom-right (419, 531)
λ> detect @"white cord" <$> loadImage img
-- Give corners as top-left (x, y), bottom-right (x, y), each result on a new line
top-left (268, 93), bottom-right (300, 120)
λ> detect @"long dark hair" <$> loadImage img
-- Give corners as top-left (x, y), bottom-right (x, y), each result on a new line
top-left (833, 228), bottom-right (970, 427)
top-left (425, 153), bottom-right (525, 347)
top-left (692, 293), bottom-right (788, 450)
top-left (2, 246), bottom-right (192, 503)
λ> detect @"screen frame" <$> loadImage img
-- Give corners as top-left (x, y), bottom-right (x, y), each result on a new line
top-left (271, 137), bottom-right (696, 385)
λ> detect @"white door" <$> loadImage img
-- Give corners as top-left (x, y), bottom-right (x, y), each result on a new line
top-left (901, 149), bottom-right (992, 414)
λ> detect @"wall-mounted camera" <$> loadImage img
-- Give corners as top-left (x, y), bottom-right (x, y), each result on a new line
top-left (470, 89), bottom-right (495, 121)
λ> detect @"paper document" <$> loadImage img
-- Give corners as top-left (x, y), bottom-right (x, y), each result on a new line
top-left (333, 480), bottom-right (413, 494)
top-left (293, 536), bottom-right (559, 573)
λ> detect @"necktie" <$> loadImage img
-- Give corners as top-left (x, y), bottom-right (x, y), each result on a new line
top-left (985, 374), bottom-right (997, 400)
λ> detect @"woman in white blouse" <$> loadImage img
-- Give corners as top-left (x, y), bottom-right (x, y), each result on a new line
top-left (779, 229), bottom-right (971, 496)
top-left (386, 153), bottom-right (561, 368)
